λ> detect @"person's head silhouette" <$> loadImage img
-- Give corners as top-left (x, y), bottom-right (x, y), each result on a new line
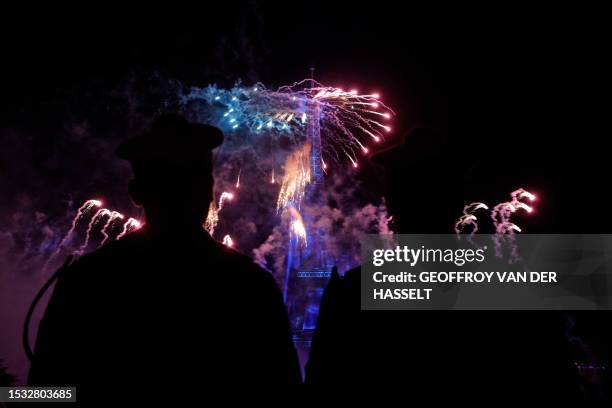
top-left (117, 114), bottom-right (223, 235)
top-left (371, 128), bottom-right (464, 233)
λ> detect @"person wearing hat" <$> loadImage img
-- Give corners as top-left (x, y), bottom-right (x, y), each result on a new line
top-left (28, 114), bottom-right (302, 401)
top-left (305, 128), bottom-right (581, 402)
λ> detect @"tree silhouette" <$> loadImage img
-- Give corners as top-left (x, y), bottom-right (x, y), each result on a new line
top-left (0, 359), bottom-right (16, 387)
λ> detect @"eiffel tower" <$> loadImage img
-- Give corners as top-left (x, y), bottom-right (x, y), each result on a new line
top-left (283, 68), bottom-right (333, 345)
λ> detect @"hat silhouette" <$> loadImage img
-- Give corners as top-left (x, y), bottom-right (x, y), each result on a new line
top-left (117, 114), bottom-right (223, 165)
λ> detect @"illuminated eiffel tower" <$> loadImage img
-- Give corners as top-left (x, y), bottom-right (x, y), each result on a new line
top-left (283, 68), bottom-right (333, 343)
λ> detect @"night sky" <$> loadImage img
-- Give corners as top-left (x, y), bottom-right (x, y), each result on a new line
top-left (3, 3), bottom-right (610, 231)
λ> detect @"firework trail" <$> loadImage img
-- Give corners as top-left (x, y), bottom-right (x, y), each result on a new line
top-left (181, 77), bottom-right (395, 239)
top-left (204, 191), bottom-right (234, 236)
top-left (222, 234), bottom-right (234, 247)
top-left (454, 190), bottom-right (536, 261)
top-left (116, 218), bottom-right (142, 240)
top-left (287, 207), bottom-right (307, 246)
top-left (490, 188), bottom-right (536, 261)
top-left (76, 208), bottom-right (111, 255)
top-left (276, 143), bottom-right (311, 212)
top-left (98, 211), bottom-right (125, 247)
top-left (218, 191), bottom-right (234, 209)
top-left (180, 78), bottom-right (395, 168)
top-left (454, 202), bottom-right (489, 235)
top-left (43, 199), bottom-right (102, 270)
top-left (491, 188), bottom-right (536, 234)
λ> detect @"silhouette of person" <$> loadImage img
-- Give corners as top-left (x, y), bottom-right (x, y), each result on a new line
top-left (305, 128), bottom-right (582, 402)
top-left (28, 115), bottom-right (301, 402)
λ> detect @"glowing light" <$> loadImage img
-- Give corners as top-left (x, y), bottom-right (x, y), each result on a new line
top-left (44, 199), bottom-right (103, 269)
top-left (506, 223), bottom-right (522, 233)
top-left (456, 191), bottom-right (537, 263)
top-left (291, 219), bottom-right (307, 242)
top-left (516, 202), bottom-right (533, 213)
top-left (219, 191), bottom-right (234, 207)
top-left (99, 211), bottom-right (125, 246)
top-left (180, 78), bottom-right (396, 167)
top-left (287, 207), bottom-right (307, 246)
top-left (205, 191), bottom-right (234, 237)
top-left (77, 208), bottom-right (112, 255)
top-left (491, 187), bottom-right (538, 237)
top-left (277, 144), bottom-right (311, 212)
top-left (222, 234), bottom-right (234, 247)
top-left (515, 189), bottom-right (536, 202)
top-left (454, 202), bottom-right (488, 235)
top-left (116, 218), bottom-right (141, 239)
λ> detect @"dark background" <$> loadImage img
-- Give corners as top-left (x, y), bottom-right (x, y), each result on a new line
top-left (1, 1), bottom-right (611, 385)
top-left (2, 3), bottom-right (610, 232)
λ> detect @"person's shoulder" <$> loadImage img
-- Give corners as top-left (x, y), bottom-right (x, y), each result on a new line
top-left (211, 242), bottom-right (279, 290)
top-left (343, 265), bottom-right (361, 285)
top-left (59, 232), bottom-right (144, 280)
top-left (320, 265), bottom-right (361, 301)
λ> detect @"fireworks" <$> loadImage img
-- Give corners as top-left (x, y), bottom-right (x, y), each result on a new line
top-left (276, 143), bottom-right (311, 212)
top-left (180, 78), bottom-right (394, 168)
top-left (453, 188), bottom-right (536, 235)
top-left (491, 188), bottom-right (536, 235)
top-left (455, 189), bottom-right (537, 262)
top-left (180, 77), bottom-right (396, 251)
top-left (116, 218), bottom-right (142, 240)
top-left (57, 199), bottom-right (102, 248)
top-left (222, 234), bottom-right (234, 247)
top-left (219, 191), bottom-right (234, 208)
top-left (76, 208), bottom-right (112, 255)
top-left (43, 199), bottom-right (102, 269)
top-left (204, 191), bottom-right (234, 236)
top-left (454, 202), bottom-right (489, 235)
top-left (44, 199), bottom-right (142, 264)
top-left (287, 207), bottom-right (307, 246)
top-left (491, 188), bottom-right (537, 262)
top-left (99, 211), bottom-right (125, 246)
top-left (514, 189), bottom-right (536, 202)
